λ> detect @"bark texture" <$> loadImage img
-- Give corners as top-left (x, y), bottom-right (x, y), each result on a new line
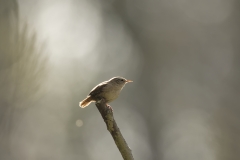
top-left (95, 99), bottom-right (134, 160)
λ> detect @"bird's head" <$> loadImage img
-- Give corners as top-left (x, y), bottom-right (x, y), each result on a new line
top-left (109, 77), bottom-right (133, 86)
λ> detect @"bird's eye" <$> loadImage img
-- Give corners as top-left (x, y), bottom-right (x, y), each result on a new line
top-left (121, 79), bottom-right (124, 81)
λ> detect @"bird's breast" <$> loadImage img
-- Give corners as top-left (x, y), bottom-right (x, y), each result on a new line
top-left (101, 85), bottom-right (122, 103)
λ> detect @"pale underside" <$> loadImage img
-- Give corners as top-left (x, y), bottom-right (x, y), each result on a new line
top-left (89, 81), bottom-right (124, 103)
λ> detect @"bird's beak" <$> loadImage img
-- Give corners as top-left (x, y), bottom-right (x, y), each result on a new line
top-left (126, 80), bottom-right (133, 83)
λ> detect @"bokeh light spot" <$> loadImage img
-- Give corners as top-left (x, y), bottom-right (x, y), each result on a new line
top-left (76, 119), bottom-right (83, 127)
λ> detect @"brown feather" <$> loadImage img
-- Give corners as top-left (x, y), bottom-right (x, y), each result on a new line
top-left (79, 96), bottom-right (93, 108)
top-left (89, 83), bottom-right (107, 97)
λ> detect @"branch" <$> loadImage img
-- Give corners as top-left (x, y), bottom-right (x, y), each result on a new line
top-left (95, 99), bottom-right (134, 160)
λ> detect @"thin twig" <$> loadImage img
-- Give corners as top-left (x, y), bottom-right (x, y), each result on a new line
top-left (95, 99), bottom-right (134, 160)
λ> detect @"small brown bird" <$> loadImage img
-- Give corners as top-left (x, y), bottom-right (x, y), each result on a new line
top-left (79, 77), bottom-right (133, 108)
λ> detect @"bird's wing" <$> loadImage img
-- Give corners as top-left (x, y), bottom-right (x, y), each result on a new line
top-left (89, 81), bottom-right (108, 97)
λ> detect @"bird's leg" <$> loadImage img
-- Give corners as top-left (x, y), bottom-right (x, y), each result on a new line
top-left (96, 98), bottom-right (113, 111)
top-left (106, 104), bottom-right (113, 112)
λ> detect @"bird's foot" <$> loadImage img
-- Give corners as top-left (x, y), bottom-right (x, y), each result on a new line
top-left (106, 104), bottom-right (113, 112)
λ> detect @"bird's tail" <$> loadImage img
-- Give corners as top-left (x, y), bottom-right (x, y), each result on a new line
top-left (79, 96), bottom-right (93, 108)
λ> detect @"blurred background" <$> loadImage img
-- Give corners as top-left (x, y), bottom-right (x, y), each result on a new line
top-left (1, 0), bottom-right (240, 160)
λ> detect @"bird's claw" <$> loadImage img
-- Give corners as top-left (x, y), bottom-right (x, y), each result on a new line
top-left (106, 104), bottom-right (113, 112)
